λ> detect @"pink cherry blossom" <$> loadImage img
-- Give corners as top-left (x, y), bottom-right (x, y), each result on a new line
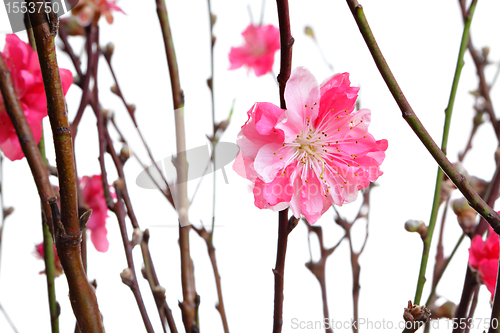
top-left (229, 24), bottom-right (280, 77)
top-left (0, 34), bottom-right (73, 161)
top-left (34, 242), bottom-right (63, 277)
top-left (233, 67), bottom-right (388, 224)
top-left (469, 227), bottom-right (499, 296)
top-left (81, 175), bottom-right (112, 252)
top-left (72, 0), bottom-right (125, 25)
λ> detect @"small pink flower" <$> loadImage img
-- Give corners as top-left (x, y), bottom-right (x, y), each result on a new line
top-left (469, 227), bottom-right (499, 296)
top-left (0, 34), bottom-right (73, 161)
top-left (34, 242), bottom-right (63, 277)
top-left (233, 67), bottom-right (388, 224)
top-left (81, 175), bottom-right (112, 252)
top-left (229, 24), bottom-right (280, 77)
top-left (72, 0), bottom-right (125, 25)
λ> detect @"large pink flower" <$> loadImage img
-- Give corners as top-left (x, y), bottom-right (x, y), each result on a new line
top-left (0, 35), bottom-right (73, 161)
top-left (233, 67), bottom-right (388, 224)
top-left (81, 175), bottom-right (112, 252)
top-left (469, 227), bottom-right (499, 296)
top-left (229, 24), bottom-right (280, 77)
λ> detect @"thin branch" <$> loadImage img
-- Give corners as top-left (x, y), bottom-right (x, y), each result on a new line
top-left (192, 224), bottom-right (229, 333)
top-left (112, 184), bottom-right (155, 333)
top-left (155, 1), bottom-right (198, 331)
top-left (272, 0), bottom-right (293, 332)
top-left (39, 131), bottom-right (60, 333)
top-left (334, 185), bottom-right (373, 333)
top-left (425, 233), bottom-right (465, 307)
top-left (101, 49), bottom-right (175, 206)
top-left (464, 285), bottom-right (480, 333)
top-left (304, 219), bottom-right (344, 333)
top-left (458, 1), bottom-right (499, 140)
top-left (141, 229), bottom-right (179, 333)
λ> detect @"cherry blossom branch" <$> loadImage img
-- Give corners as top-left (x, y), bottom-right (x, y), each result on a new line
top-left (155, 1), bottom-right (198, 331)
top-left (192, 224), bottom-right (229, 333)
top-left (80, 23), bottom-right (155, 331)
top-left (192, 8), bottom-right (232, 321)
top-left (102, 118), bottom-right (178, 333)
top-left (39, 132), bottom-right (60, 333)
top-left (112, 183), bottom-right (155, 333)
top-left (304, 220), bottom-right (344, 333)
top-left (273, 209), bottom-right (290, 333)
top-left (69, 26), bottom-right (95, 139)
top-left (140, 229), bottom-right (179, 333)
top-left (344, 0), bottom-right (500, 234)
top-left (26, 9), bottom-right (104, 332)
top-left (100, 48), bottom-right (175, 206)
top-left (206, 0), bottom-right (219, 244)
top-left (332, 185), bottom-right (373, 333)
top-left (464, 286), bottom-right (479, 333)
top-left (412, 0), bottom-right (477, 306)
top-left (458, 0), bottom-right (499, 140)
top-left (58, 27), bottom-right (83, 78)
top-left (273, 1), bottom-right (294, 332)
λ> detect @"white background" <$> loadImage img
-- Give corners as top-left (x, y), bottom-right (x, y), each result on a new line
top-left (1, 0), bottom-right (500, 332)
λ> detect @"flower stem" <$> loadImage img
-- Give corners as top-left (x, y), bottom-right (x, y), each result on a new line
top-left (27, 9), bottom-right (104, 332)
top-left (344, 0), bottom-right (500, 233)
top-left (273, 209), bottom-right (289, 333)
top-left (413, 0), bottom-right (477, 306)
top-left (273, 0), bottom-right (293, 332)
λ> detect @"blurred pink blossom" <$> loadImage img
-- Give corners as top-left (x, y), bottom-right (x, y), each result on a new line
top-left (233, 67), bottom-right (387, 224)
top-left (0, 34), bottom-right (73, 161)
top-left (229, 24), bottom-right (280, 77)
top-left (81, 175), bottom-right (112, 252)
top-left (469, 227), bottom-right (499, 297)
top-left (73, 0), bottom-right (125, 25)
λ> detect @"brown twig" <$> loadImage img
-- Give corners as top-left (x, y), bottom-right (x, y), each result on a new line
top-left (26, 8), bottom-right (104, 332)
top-left (101, 50), bottom-right (174, 206)
top-left (81, 22), bottom-right (155, 332)
top-left (457, 1), bottom-right (499, 141)
top-left (464, 285), bottom-right (479, 333)
top-left (333, 185), bottom-right (373, 333)
top-left (112, 184), bottom-right (155, 333)
top-left (272, 1), bottom-right (294, 332)
top-left (304, 220), bottom-right (345, 333)
top-left (192, 224), bottom-right (229, 333)
top-left (155, 1), bottom-right (198, 331)
top-left (141, 229), bottom-right (178, 333)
